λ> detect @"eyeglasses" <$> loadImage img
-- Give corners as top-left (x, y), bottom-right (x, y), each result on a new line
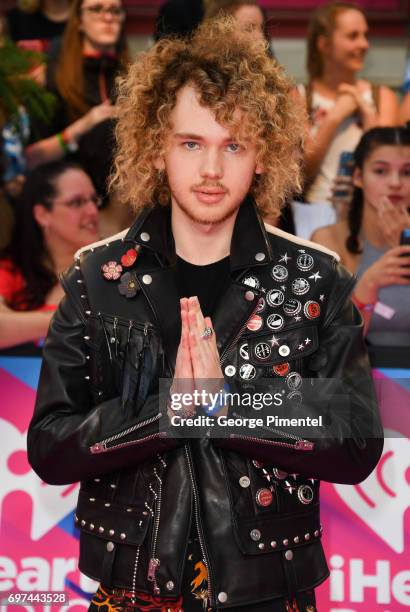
top-left (53, 194), bottom-right (103, 209)
top-left (81, 4), bottom-right (125, 19)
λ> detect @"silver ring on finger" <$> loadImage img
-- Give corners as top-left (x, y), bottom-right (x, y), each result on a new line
top-left (201, 326), bottom-right (213, 340)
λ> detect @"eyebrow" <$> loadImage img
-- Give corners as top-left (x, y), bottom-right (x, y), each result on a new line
top-left (371, 160), bottom-right (410, 164)
top-left (173, 132), bottom-right (237, 142)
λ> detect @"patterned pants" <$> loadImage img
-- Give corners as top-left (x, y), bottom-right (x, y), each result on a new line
top-left (89, 535), bottom-right (316, 612)
top-left (88, 584), bottom-right (316, 612)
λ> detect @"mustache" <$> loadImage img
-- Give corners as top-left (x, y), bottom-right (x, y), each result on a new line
top-left (191, 182), bottom-right (229, 194)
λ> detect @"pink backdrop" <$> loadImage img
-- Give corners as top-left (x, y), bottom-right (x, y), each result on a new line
top-left (0, 357), bottom-right (409, 611)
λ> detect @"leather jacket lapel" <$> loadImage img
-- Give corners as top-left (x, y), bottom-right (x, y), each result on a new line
top-left (136, 266), bottom-right (180, 372)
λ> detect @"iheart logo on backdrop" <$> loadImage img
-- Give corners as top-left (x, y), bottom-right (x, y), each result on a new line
top-left (0, 418), bottom-right (79, 540)
top-left (334, 438), bottom-right (410, 553)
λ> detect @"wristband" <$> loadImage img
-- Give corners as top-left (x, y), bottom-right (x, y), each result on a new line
top-left (352, 294), bottom-right (375, 312)
top-left (56, 132), bottom-right (69, 154)
top-left (61, 129), bottom-right (79, 152)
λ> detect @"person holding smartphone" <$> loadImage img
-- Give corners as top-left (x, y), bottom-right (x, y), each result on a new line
top-left (311, 126), bottom-right (410, 345)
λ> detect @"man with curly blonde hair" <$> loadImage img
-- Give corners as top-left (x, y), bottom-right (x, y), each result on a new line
top-left (29, 17), bottom-right (382, 612)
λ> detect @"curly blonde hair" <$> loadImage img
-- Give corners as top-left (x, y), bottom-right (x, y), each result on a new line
top-left (111, 17), bottom-right (305, 218)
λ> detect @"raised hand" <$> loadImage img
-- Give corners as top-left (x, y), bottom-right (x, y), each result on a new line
top-left (377, 197), bottom-right (410, 248)
top-left (354, 245), bottom-right (410, 305)
top-left (169, 298), bottom-right (195, 418)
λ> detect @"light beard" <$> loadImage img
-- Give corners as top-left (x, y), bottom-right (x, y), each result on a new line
top-left (173, 196), bottom-right (241, 226)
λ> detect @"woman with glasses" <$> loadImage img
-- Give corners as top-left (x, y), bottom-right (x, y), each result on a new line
top-left (30, 0), bottom-right (128, 214)
top-left (0, 161), bottom-right (100, 349)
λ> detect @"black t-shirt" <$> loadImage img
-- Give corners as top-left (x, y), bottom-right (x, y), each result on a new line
top-left (175, 255), bottom-right (230, 318)
top-left (7, 8), bottom-right (66, 44)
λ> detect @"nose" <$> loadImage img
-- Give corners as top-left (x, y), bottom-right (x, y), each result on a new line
top-left (84, 198), bottom-right (100, 216)
top-left (388, 171), bottom-right (401, 188)
top-left (200, 148), bottom-right (223, 180)
top-left (359, 35), bottom-right (369, 51)
top-left (102, 8), bottom-right (114, 21)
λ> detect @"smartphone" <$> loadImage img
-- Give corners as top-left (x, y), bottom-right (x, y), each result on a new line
top-left (400, 228), bottom-right (410, 246)
top-left (337, 151), bottom-right (354, 177)
top-left (334, 151), bottom-right (354, 198)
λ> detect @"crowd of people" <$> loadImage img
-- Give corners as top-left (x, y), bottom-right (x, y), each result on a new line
top-left (1, 0), bottom-right (409, 358)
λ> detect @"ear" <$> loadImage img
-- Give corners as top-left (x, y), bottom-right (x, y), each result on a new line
top-left (255, 161), bottom-right (264, 175)
top-left (352, 167), bottom-right (363, 190)
top-left (33, 203), bottom-right (51, 229)
top-left (317, 34), bottom-right (330, 56)
top-left (154, 156), bottom-right (165, 171)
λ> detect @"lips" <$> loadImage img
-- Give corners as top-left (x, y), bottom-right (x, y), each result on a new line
top-left (193, 189), bottom-right (227, 204)
top-left (387, 195), bottom-right (404, 204)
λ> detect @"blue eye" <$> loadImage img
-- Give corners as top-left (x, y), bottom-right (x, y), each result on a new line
top-left (226, 143), bottom-right (241, 153)
top-left (184, 142), bottom-right (199, 150)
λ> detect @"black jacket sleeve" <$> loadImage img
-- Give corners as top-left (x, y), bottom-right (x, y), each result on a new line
top-left (27, 288), bottom-right (180, 486)
top-left (215, 264), bottom-right (384, 485)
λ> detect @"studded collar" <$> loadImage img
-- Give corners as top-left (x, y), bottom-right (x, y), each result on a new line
top-left (123, 196), bottom-right (274, 271)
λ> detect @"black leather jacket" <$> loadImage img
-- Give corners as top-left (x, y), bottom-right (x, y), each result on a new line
top-left (28, 199), bottom-right (383, 609)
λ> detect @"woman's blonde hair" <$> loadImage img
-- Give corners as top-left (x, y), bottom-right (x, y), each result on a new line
top-left (112, 17), bottom-right (305, 218)
top-left (307, 2), bottom-right (365, 81)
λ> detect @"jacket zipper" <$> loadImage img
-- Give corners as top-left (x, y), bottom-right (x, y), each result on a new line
top-left (184, 445), bottom-right (214, 608)
top-left (220, 301), bottom-right (259, 366)
top-left (230, 411), bottom-right (314, 450)
top-left (229, 433), bottom-right (313, 451)
top-left (147, 466), bottom-right (164, 595)
top-left (89, 413), bottom-right (163, 453)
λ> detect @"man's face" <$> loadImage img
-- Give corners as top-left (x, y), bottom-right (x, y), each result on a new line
top-left (159, 85), bottom-right (262, 226)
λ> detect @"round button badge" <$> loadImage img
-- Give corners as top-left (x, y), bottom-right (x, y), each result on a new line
top-left (304, 300), bottom-right (321, 320)
top-left (239, 342), bottom-right (249, 360)
top-left (283, 298), bottom-right (301, 316)
top-left (296, 253), bottom-right (314, 272)
top-left (297, 484), bottom-right (314, 505)
top-left (256, 488), bottom-right (273, 507)
top-left (292, 278), bottom-right (310, 296)
top-left (247, 314), bottom-right (263, 332)
top-left (239, 363), bottom-right (257, 380)
top-left (254, 342), bottom-right (271, 361)
top-left (224, 365), bottom-right (236, 377)
top-left (271, 264), bottom-right (288, 282)
top-left (278, 345), bottom-right (290, 357)
top-left (266, 289), bottom-right (285, 307)
top-left (286, 371), bottom-right (302, 390)
top-left (266, 313), bottom-right (284, 331)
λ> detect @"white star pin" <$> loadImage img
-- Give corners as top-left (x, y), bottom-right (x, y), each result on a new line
top-left (281, 285), bottom-right (287, 292)
top-left (294, 315), bottom-right (301, 322)
top-left (305, 338), bottom-right (311, 345)
top-left (270, 335), bottom-right (280, 347)
top-left (309, 271), bottom-right (322, 282)
top-left (319, 294), bottom-right (325, 302)
top-left (279, 252), bottom-right (291, 264)
top-left (298, 249), bottom-right (305, 253)
top-left (298, 343), bottom-right (304, 351)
